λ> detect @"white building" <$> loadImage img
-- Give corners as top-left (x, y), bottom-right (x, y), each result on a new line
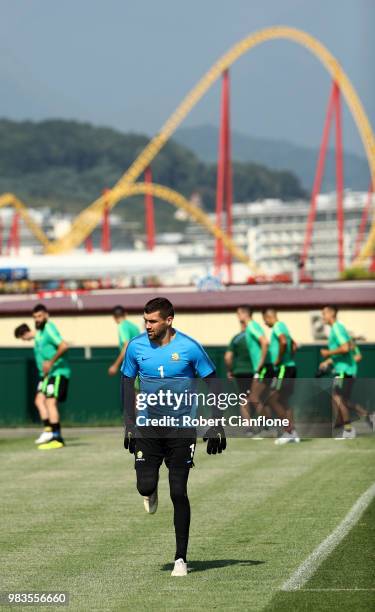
top-left (1, 191), bottom-right (372, 285)
top-left (165, 191), bottom-right (373, 282)
top-left (0, 207), bottom-right (140, 255)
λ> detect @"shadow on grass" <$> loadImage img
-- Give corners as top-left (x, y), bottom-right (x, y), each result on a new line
top-left (65, 440), bottom-right (91, 448)
top-left (64, 439), bottom-right (91, 447)
top-left (162, 559), bottom-right (265, 573)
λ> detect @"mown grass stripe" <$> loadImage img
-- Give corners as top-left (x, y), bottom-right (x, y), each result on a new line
top-left (282, 481), bottom-right (375, 591)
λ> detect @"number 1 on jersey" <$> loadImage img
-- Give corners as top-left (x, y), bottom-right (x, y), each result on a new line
top-left (158, 365), bottom-right (165, 378)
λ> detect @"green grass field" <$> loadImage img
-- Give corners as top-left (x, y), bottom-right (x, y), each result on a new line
top-left (1, 431), bottom-right (374, 611)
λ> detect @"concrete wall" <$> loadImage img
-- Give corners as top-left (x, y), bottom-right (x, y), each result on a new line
top-left (1, 308), bottom-right (375, 347)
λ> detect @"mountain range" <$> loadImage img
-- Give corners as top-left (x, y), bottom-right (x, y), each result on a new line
top-left (0, 119), bottom-right (305, 235)
top-left (174, 124), bottom-right (370, 192)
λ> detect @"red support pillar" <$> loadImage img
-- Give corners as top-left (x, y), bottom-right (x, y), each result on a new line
top-left (353, 181), bottom-right (373, 261)
top-left (7, 211), bottom-right (20, 255)
top-left (215, 69), bottom-right (233, 282)
top-left (144, 166), bottom-right (155, 250)
top-left (223, 70), bottom-right (233, 284)
top-left (300, 82), bottom-right (337, 275)
top-left (334, 82), bottom-right (345, 273)
top-left (214, 78), bottom-right (226, 275)
top-left (85, 236), bottom-right (93, 253)
top-left (101, 188), bottom-right (111, 252)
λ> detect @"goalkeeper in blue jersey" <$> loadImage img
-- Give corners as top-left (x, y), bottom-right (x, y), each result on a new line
top-left (121, 297), bottom-right (226, 577)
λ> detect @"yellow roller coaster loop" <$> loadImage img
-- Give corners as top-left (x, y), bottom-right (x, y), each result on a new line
top-left (0, 186), bottom-right (257, 271)
top-left (113, 182), bottom-right (257, 270)
top-left (1, 27), bottom-right (374, 263)
top-left (0, 193), bottom-right (50, 249)
top-left (45, 26), bottom-right (375, 262)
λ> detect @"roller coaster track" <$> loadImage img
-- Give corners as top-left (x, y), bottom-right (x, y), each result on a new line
top-left (0, 184), bottom-right (257, 271)
top-left (0, 193), bottom-right (50, 249)
top-left (1, 26), bottom-right (374, 264)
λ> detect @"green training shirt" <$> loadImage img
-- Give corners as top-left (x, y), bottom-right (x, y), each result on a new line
top-left (328, 321), bottom-right (356, 376)
top-left (35, 321), bottom-right (71, 378)
top-left (118, 319), bottom-right (140, 349)
top-left (33, 342), bottom-right (44, 378)
top-left (245, 320), bottom-right (269, 371)
top-left (269, 321), bottom-right (295, 367)
top-left (227, 331), bottom-right (253, 375)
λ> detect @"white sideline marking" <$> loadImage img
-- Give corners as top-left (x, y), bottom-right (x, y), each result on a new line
top-left (300, 588), bottom-right (375, 592)
top-left (282, 482), bottom-right (375, 592)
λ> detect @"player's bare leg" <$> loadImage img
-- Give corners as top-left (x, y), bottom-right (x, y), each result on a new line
top-left (239, 387), bottom-right (252, 421)
top-left (250, 379), bottom-right (271, 416)
top-left (46, 396), bottom-right (59, 424)
top-left (38, 397), bottom-right (64, 449)
top-left (35, 391), bottom-right (48, 421)
top-left (268, 392), bottom-right (299, 444)
top-left (34, 392), bottom-right (54, 444)
top-left (346, 401), bottom-right (374, 430)
top-left (245, 378), bottom-right (273, 437)
top-left (333, 392), bottom-right (356, 439)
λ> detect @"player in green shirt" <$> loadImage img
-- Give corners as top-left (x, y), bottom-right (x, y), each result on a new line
top-left (242, 307), bottom-right (275, 433)
top-left (14, 305), bottom-right (70, 449)
top-left (224, 307), bottom-right (255, 426)
top-left (319, 305), bottom-right (356, 439)
top-left (245, 313), bottom-right (271, 377)
top-left (225, 306), bottom-right (254, 390)
top-left (262, 308), bottom-right (299, 445)
top-left (14, 322), bottom-right (50, 445)
top-left (108, 305), bottom-right (140, 376)
top-left (32, 304), bottom-right (70, 449)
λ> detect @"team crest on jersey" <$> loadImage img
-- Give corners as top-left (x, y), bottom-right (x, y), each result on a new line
top-left (137, 450), bottom-right (143, 459)
top-left (171, 353), bottom-right (180, 361)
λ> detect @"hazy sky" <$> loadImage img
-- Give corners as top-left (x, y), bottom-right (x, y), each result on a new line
top-left (1, 0), bottom-right (373, 157)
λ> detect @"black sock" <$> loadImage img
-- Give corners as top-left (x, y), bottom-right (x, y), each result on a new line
top-left (51, 422), bottom-right (61, 436)
top-left (42, 419), bottom-right (50, 428)
top-left (169, 468), bottom-right (190, 563)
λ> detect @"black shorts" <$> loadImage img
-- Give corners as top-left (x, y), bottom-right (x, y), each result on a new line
top-left (274, 365), bottom-right (297, 399)
top-left (250, 365), bottom-right (275, 404)
top-left (332, 374), bottom-right (353, 400)
top-left (44, 375), bottom-right (69, 402)
top-left (234, 373), bottom-right (253, 395)
top-left (134, 427), bottom-right (196, 470)
top-left (258, 364), bottom-right (276, 380)
top-left (36, 378), bottom-right (45, 395)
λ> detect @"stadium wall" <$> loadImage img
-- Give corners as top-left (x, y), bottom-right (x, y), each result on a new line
top-left (0, 309), bottom-right (375, 347)
top-left (0, 344), bottom-right (374, 426)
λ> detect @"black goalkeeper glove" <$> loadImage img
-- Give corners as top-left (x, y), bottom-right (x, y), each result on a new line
top-left (203, 425), bottom-right (227, 455)
top-left (124, 426), bottom-right (136, 454)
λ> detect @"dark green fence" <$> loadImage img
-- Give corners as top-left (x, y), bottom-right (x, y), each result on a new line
top-left (0, 345), bottom-right (373, 426)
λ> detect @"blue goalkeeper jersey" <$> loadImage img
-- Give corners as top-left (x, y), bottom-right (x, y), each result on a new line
top-left (121, 329), bottom-right (214, 379)
top-left (121, 329), bottom-right (215, 420)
